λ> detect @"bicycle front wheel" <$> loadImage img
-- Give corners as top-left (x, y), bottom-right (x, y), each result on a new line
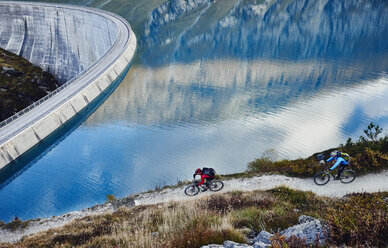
top-left (340, 170), bottom-right (356, 184)
top-left (313, 172), bottom-right (330, 186)
top-left (208, 180), bottom-right (224, 192)
top-left (184, 184), bottom-right (200, 196)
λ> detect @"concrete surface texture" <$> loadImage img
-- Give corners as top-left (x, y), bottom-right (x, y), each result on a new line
top-left (0, 2), bottom-right (118, 83)
top-left (0, 2), bottom-right (136, 169)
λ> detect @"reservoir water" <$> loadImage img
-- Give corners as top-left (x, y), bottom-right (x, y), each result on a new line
top-left (1, 0), bottom-right (388, 222)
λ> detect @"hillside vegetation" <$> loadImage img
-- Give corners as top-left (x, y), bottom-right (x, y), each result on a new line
top-left (0, 48), bottom-right (59, 122)
top-left (1, 188), bottom-right (386, 247)
top-left (245, 123), bottom-right (388, 178)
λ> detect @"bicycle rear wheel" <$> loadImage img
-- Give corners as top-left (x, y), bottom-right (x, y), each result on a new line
top-left (340, 170), bottom-right (356, 184)
top-left (184, 184), bottom-right (200, 196)
top-left (208, 180), bottom-right (224, 192)
top-left (313, 172), bottom-right (330, 185)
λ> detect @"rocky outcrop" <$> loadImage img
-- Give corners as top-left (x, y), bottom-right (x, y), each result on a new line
top-left (279, 215), bottom-right (327, 245)
top-left (202, 215), bottom-right (328, 248)
top-left (202, 241), bottom-right (252, 248)
top-left (0, 47), bottom-right (59, 121)
top-left (253, 231), bottom-right (273, 246)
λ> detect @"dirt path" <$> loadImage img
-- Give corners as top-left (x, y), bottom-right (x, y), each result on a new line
top-left (1, 170), bottom-right (388, 243)
top-left (134, 170), bottom-right (388, 205)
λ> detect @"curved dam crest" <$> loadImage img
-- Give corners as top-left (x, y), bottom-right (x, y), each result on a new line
top-left (0, 2), bottom-right (137, 170)
top-left (0, 2), bottom-right (118, 84)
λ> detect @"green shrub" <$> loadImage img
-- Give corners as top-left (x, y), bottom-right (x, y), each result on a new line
top-left (269, 186), bottom-right (326, 212)
top-left (325, 193), bottom-right (388, 246)
top-left (247, 123), bottom-right (388, 178)
top-left (105, 194), bottom-right (116, 203)
top-left (3, 218), bottom-right (31, 231)
top-left (232, 205), bottom-right (299, 233)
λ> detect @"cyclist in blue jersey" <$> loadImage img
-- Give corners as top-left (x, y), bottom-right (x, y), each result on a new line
top-left (327, 151), bottom-right (349, 180)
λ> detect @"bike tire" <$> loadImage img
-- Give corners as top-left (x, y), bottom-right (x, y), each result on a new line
top-left (208, 180), bottom-right (224, 192)
top-left (184, 184), bottom-right (200, 196)
top-left (340, 170), bottom-right (356, 184)
top-left (313, 172), bottom-right (330, 186)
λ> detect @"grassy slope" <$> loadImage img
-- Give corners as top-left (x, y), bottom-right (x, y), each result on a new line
top-left (1, 188), bottom-right (386, 247)
top-left (0, 48), bottom-right (59, 122)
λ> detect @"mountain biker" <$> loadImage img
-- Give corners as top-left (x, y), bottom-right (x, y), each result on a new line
top-left (326, 151), bottom-right (349, 180)
top-left (193, 168), bottom-right (213, 191)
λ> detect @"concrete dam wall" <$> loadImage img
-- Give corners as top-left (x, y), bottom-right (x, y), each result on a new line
top-left (0, 2), bottom-right (137, 169)
top-left (0, 2), bottom-right (118, 83)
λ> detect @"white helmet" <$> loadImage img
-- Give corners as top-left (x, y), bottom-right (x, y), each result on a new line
top-left (330, 151), bottom-right (338, 157)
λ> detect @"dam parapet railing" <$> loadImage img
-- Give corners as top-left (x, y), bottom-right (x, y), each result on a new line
top-left (0, 44), bottom-right (113, 131)
top-left (0, 1), bottom-right (122, 130)
top-left (0, 1), bottom-right (137, 169)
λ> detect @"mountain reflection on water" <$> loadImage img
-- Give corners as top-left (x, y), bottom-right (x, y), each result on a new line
top-left (1, 0), bottom-right (388, 222)
top-left (141, 0), bottom-right (388, 66)
top-left (87, 58), bottom-right (387, 126)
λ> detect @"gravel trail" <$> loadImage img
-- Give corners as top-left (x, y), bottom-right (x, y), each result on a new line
top-left (1, 170), bottom-right (388, 243)
top-left (134, 170), bottom-right (388, 205)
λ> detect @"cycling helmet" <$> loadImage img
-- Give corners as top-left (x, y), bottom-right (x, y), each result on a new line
top-left (195, 168), bottom-right (202, 173)
top-left (330, 150), bottom-right (338, 157)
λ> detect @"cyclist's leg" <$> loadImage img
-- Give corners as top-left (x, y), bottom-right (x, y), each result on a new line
top-left (203, 176), bottom-right (212, 190)
top-left (337, 164), bottom-right (345, 178)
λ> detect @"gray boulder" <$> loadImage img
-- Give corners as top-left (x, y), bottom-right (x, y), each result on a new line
top-left (253, 230), bottom-right (273, 245)
top-left (224, 241), bottom-right (252, 248)
top-left (252, 241), bottom-right (271, 248)
top-left (280, 215), bottom-right (327, 244)
top-left (298, 215), bottom-right (315, 224)
top-left (202, 216), bottom-right (327, 248)
top-left (201, 241), bottom-right (253, 248)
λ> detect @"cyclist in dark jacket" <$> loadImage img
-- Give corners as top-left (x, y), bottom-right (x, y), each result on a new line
top-left (327, 151), bottom-right (348, 180)
top-left (194, 168), bottom-right (212, 191)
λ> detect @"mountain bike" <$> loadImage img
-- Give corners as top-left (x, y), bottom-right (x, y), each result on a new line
top-left (313, 161), bottom-right (356, 186)
top-left (184, 179), bottom-right (224, 196)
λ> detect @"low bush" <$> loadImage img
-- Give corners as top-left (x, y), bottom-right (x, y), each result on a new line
top-left (248, 143), bottom-right (388, 179)
top-left (325, 192), bottom-right (388, 247)
top-left (271, 233), bottom-right (316, 248)
top-left (2, 218), bottom-right (30, 231)
top-left (269, 186), bottom-right (328, 212)
top-left (205, 191), bottom-right (275, 214)
top-left (246, 123), bottom-right (388, 178)
top-left (3, 189), bottom-right (388, 247)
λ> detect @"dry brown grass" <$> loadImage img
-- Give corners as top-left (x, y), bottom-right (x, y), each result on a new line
top-left (1, 189), bottom-right (387, 248)
top-left (4, 195), bottom-right (245, 248)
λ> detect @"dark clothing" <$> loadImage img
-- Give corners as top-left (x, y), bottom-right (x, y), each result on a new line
top-left (336, 164), bottom-right (346, 178)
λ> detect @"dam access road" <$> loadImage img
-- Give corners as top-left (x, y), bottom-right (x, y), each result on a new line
top-left (0, 2), bottom-right (137, 169)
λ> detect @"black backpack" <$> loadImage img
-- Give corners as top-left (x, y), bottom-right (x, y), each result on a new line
top-left (202, 167), bottom-right (216, 177)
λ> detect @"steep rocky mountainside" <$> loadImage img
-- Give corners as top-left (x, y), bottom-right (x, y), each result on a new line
top-left (0, 48), bottom-right (59, 122)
